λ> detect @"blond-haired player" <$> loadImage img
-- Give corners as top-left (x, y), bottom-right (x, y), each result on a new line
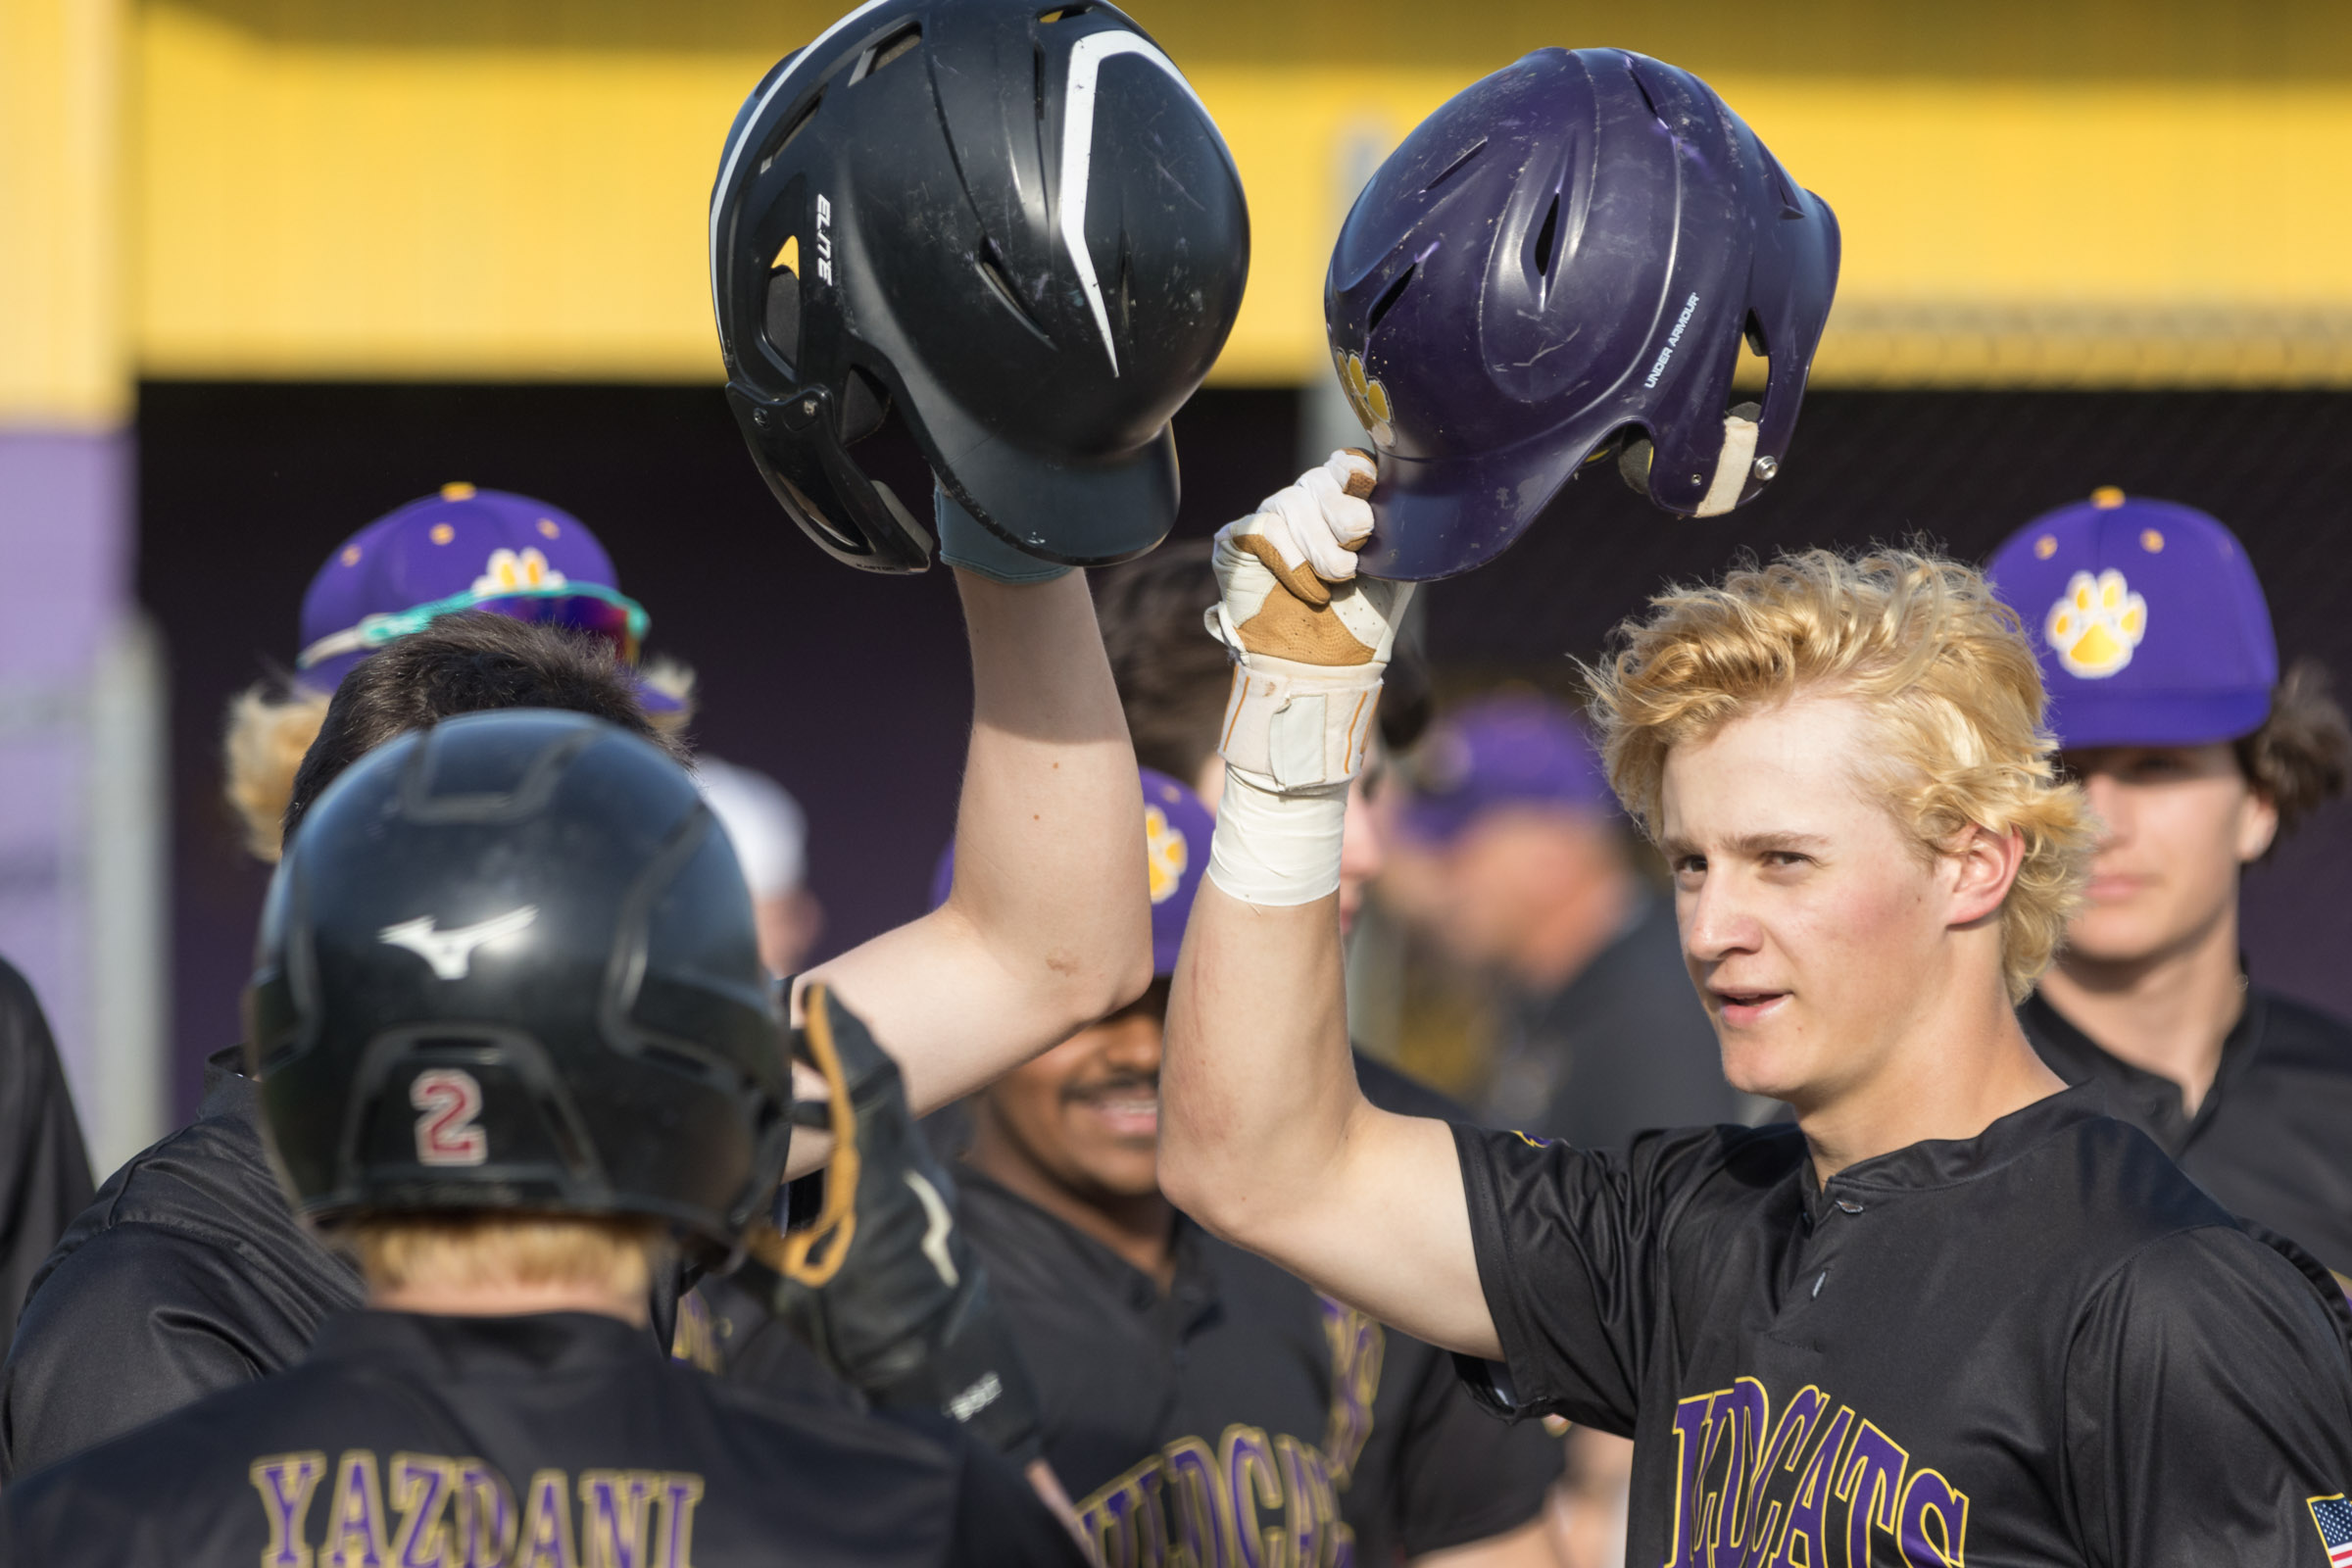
top-left (1159, 453), bottom-right (2352, 1568)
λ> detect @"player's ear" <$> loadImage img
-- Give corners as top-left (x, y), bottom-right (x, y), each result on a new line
top-left (1946, 823), bottom-right (2024, 929)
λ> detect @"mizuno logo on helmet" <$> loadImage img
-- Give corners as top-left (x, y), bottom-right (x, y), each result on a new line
top-left (377, 907), bottom-right (539, 981)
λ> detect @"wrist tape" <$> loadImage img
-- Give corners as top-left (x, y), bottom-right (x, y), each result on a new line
top-left (1206, 766), bottom-right (1348, 906)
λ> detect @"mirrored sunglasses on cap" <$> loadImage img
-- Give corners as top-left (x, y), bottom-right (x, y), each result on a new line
top-left (295, 580), bottom-right (652, 674)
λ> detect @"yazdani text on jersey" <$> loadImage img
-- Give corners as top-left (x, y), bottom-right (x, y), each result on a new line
top-left (1453, 1086), bottom-right (2352, 1566)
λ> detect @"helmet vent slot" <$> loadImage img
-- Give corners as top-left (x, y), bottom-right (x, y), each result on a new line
top-left (762, 266), bottom-right (802, 369)
top-left (1421, 138), bottom-right (1486, 194)
top-left (1366, 264), bottom-right (1416, 333)
top-left (1038, 4), bottom-right (1095, 21)
top-left (1533, 192), bottom-right (1561, 279)
top-left (841, 367), bottom-right (893, 445)
top-left (854, 23), bottom-right (921, 82)
top-left (977, 241), bottom-right (1054, 345)
top-left (759, 92), bottom-right (822, 176)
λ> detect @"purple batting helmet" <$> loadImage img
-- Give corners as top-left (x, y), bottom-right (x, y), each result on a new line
top-left (1327, 48), bottom-right (1840, 580)
top-left (931, 768), bottom-right (1211, 976)
top-left (1986, 488), bottom-right (2278, 750)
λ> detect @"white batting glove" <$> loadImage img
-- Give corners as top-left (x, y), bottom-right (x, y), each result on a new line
top-left (1205, 450), bottom-right (1417, 793)
top-left (1202, 452), bottom-right (1415, 906)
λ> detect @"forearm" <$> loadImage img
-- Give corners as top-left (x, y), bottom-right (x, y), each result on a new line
top-left (802, 568), bottom-right (1149, 1115)
top-left (951, 566), bottom-right (1150, 1022)
top-left (1158, 878), bottom-right (1359, 1239)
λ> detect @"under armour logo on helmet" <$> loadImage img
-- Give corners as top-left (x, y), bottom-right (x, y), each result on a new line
top-left (377, 906), bottom-right (538, 981)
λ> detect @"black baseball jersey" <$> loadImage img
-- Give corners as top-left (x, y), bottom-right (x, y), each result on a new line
top-left (946, 1055), bottom-right (1561, 1568)
top-left (0, 1309), bottom-right (1086, 1567)
top-left (2022, 987), bottom-right (2352, 1284)
top-left (1456, 1085), bottom-right (2352, 1568)
top-left (0, 1050), bottom-right (680, 1479)
top-left (0, 956), bottom-right (94, 1346)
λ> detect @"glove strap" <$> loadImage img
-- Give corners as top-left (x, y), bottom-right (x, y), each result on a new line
top-left (1214, 650), bottom-right (1384, 793)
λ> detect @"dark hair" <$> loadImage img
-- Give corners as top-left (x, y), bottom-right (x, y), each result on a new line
top-left (282, 613), bottom-right (682, 848)
top-left (2237, 659), bottom-right (2350, 839)
top-left (1091, 542), bottom-right (1429, 785)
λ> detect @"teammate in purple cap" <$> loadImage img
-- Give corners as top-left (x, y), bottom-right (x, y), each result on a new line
top-left (222, 483), bottom-right (693, 863)
top-left (1383, 692), bottom-right (1746, 1148)
top-left (913, 770), bottom-right (1565, 1567)
top-left (1988, 489), bottom-right (2352, 1289)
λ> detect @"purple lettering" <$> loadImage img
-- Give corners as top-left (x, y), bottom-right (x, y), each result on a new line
top-left (1705, 1380), bottom-right (1770, 1568)
top-left (250, 1451), bottom-right (328, 1568)
top-left (388, 1454), bottom-right (456, 1568)
top-left (1740, 1386), bottom-right (1827, 1567)
top-left (1222, 1427), bottom-right (1283, 1568)
top-left (1896, 1469), bottom-right (1968, 1568)
top-left (455, 1462), bottom-right (515, 1568)
top-left (1769, 1407), bottom-right (1853, 1568)
top-left (578, 1471), bottom-right (658, 1568)
top-left (653, 1474), bottom-right (702, 1568)
top-left (324, 1450), bottom-right (389, 1568)
top-left (516, 1468), bottom-right (576, 1568)
top-left (1836, 1423), bottom-right (1908, 1568)
top-left (1165, 1437), bottom-right (1227, 1568)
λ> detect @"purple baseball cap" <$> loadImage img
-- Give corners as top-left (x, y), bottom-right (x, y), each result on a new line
top-left (1398, 694), bottom-right (1615, 845)
top-left (1986, 488), bottom-right (2277, 750)
top-left (294, 483), bottom-right (676, 712)
top-left (931, 768), bottom-right (1212, 977)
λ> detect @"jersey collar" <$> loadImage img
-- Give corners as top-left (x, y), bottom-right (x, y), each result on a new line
top-left (1806, 1082), bottom-right (2109, 1219)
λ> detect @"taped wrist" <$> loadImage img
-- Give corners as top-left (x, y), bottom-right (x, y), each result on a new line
top-left (1214, 652), bottom-right (1384, 792)
top-left (935, 486), bottom-right (1073, 585)
top-left (1207, 766), bottom-right (1347, 907)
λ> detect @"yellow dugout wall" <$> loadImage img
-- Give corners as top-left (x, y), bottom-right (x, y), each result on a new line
top-left (130, 0), bottom-right (2352, 387)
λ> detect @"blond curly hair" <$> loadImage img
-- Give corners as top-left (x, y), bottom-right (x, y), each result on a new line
top-left (1585, 547), bottom-right (2094, 1003)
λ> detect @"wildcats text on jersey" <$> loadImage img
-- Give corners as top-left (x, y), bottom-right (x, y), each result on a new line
top-left (250, 1448), bottom-right (706, 1568)
top-left (1665, 1379), bottom-right (1968, 1568)
top-left (1077, 1300), bottom-right (1386, 1568)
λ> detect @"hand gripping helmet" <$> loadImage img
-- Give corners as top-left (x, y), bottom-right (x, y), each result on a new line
top-left (244, 710), bottom-right (793, 1261)
top-left (1326, 48), bottom-right (1840, 580)
top-left (710, 0), bottom-right (1249, 572)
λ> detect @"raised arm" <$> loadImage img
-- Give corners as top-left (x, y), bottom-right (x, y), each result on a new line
top-left (1154, 455), bottom-right (1498, 1358)
top-left (804, 564), bottom-right (1152, 1117)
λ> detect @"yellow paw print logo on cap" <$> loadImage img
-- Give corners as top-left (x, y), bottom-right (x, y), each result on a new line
top-left (1145, 805), bottom-right (1190, 905)
top-left (1334, 349), bottom-right (1396, 451)
top-left (470, 547), bottom-right (568, 596)
top-left (2045, 568), bottom-right (2146, 678)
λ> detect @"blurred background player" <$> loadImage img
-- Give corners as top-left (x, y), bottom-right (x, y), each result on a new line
top-left (1988, 491), bottom-right (2352, 1288)
top-left (220, 483), bottom-right (692, 865)
top-left (942, 769), bottom-right (1564, 1566)
top-left (1, 711), bottom-right (1085, 1565)
top-left (0, 956), bottom-right (94, 1346)
top-left (1380, 692), bottom-right (1751, 1144)
top-left (695, 758), bottom-right (824, 977)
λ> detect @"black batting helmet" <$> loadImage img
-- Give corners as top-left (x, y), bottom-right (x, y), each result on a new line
top-left (244, 710), bottom-right (793, 1258)
top-left (709, 0), bottom-right (1249, 572)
